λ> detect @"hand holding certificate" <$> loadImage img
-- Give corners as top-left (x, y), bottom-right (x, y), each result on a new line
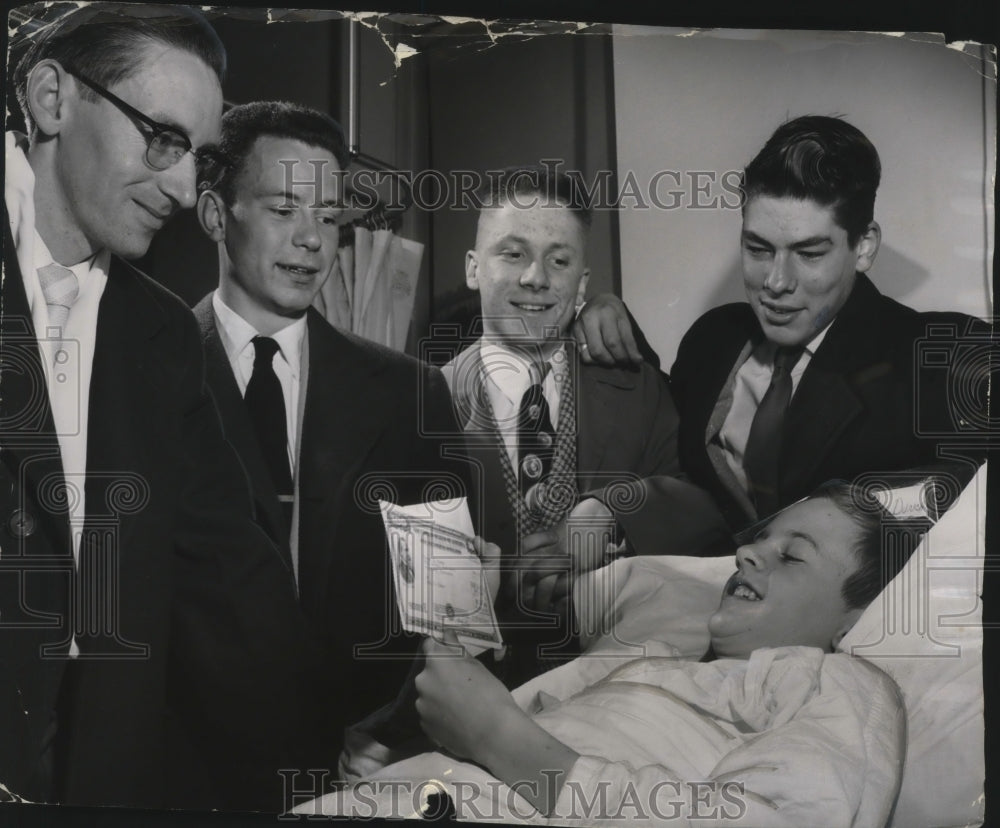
top-left (379, 497), bottom-right (503, 654)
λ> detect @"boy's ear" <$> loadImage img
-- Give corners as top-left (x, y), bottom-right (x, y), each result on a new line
top-left (854, 221), bottom-right (881, 273)
top-left (465, 250), bottom-right (480, 291)
top-left (197, 190), bottom-right (227, 242)
top-left (830, 607), bottom-right (864, 651)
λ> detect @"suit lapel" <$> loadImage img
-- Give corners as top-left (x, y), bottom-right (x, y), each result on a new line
top-left (576, 358), bottom-right (638, 475)
top-left (296, 311), bottom-right (394, 613)
top-left (0, 228), bottom-right (73, 710)
top-left (783, 366), bottom-right (863, 492)
top-left (443, 341), bottom-right (488, 432)
top-left (192, 297), bottom-right (288, 556)
top-left (444, 342), bottom-right (518, 545)
top-left (782, 276), bottom-right (875, 492)
top-left (289, 327), bottom-right (309, 588)
top-left (699, 313), bottom-right (761, 518)
top-left (0, 233), bottom-right (71, 556)
top-left (709, 318), bottom-right (760, 432)
top-left (85, 259), bottom-right (168, 563)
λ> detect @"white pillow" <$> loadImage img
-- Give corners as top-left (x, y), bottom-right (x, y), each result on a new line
top-left (574, 552), bottom-right (731, 658)
top-left (837, 463), bottom-right (985, 828)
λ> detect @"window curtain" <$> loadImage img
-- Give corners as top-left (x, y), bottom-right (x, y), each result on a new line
top-left (313, 215), bottom-right (424, 351)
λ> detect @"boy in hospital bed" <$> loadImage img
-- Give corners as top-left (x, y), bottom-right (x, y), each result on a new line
top-left (301, 482), bottom-right (919, 826)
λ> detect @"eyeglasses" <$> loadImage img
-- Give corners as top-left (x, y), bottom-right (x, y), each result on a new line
top-left (66, 66), bottom-right (217, 172)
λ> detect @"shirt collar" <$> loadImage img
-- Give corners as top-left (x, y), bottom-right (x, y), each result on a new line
top-left (33, 228), bottom-right (109, 288)
top-left (756, 319), bottom-right (834, 366)
top-left (803, 320), bottom-right (833, 355)
top-left (212, 290), bottom-right (307, 380)
top-left (479, 340), bottom-right (565, 405)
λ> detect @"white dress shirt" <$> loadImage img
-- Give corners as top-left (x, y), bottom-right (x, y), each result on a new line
top-left (211, 290), bottom-right (305, 476)
top-left (480, 341), bottom-right (567, 470)
top-left (7, 132), bottom-right (110, 657)
top-left (718, 324), bottom-right (832, 493)
top-left (5, 132), bottom-right (109, 564)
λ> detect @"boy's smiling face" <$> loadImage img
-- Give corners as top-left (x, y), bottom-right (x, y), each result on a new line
top-left (466, 199), bottom-right (589, 355)
top-left (740, 195), bottom-right (879, 347)
top-left (708, 498), bottom-right (865, 658)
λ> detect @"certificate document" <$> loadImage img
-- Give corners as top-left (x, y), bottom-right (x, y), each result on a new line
top-left (380, 497), bottom-right (503, 652)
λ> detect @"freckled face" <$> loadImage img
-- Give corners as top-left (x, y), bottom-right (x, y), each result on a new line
top-left (708, 498), bottom-right (863, 658)
top-left (466, 200), bottom-right (589, 354)
top-left (741, 196), bottom-right (876, 347)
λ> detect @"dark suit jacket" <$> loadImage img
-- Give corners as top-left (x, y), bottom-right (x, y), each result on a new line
top-left (671, 273), bottom-right (989, 530)
top-left (194, 297), bottom-right (469, 770)
top-left (0, 218), bottom-right (309, 811)
top-left (443, 340), bottom-right (730, 565)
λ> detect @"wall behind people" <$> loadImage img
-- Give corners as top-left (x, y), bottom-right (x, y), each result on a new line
top-left (612, 29), bottom-right (995, 366)
top-left (134, 13), bottom-right (619, 353)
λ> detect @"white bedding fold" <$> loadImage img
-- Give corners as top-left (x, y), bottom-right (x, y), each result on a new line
top-left (303, 646), bottom-right (904, 827)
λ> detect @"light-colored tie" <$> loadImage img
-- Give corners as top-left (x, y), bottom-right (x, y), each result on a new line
top-left (37, 263), bottom-right (80, 366)
top-left (38, 262), bottom-right (80, 334)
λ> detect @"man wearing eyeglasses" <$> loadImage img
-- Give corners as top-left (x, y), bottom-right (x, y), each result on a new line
top-left (2, 3), bottom-right (309, 812)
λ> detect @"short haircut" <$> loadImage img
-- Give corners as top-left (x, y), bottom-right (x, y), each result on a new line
top-left (203, 100), bottom-right (350, 205)
top-left (741, 115), bottom-right (881, 246)
top-left (13, 3), bottom-right (226, 137)
top-left (474, 164), bottom-right (593, 230)
top-left (808, 480), bottom-right (930, 611)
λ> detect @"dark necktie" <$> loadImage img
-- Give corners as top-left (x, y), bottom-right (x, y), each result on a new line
top-left (244, 336), bottom-right (294, 502)
top-left (516, 363), bottom-right (555, 499)
top-left (743, 345), bottom-right (803, 517)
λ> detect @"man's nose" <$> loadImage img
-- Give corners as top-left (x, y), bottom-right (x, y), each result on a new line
top-left (763, 254), bottom-right (795, 294)
top-left (519, 259), bottom-right (549, 289)
top-left (292, 213), bottom-right (322, 251)
top-left (156, 153), bottom-right (198, 211)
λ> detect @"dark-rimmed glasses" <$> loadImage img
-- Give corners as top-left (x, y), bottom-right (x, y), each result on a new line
top-left (66, 66), bottom-right (220, 172)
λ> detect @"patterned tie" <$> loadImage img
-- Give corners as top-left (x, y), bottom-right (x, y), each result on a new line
top-left (244, 337), bottom-right (294, 516)
top-left (743, 345), bottom-right (804, 518)
top-left (483, 355), bottom-right (577, 539)
top-left (37, 263), bottom-right (79, 363)
top-left (516, 361), bottom-right (555, 500)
